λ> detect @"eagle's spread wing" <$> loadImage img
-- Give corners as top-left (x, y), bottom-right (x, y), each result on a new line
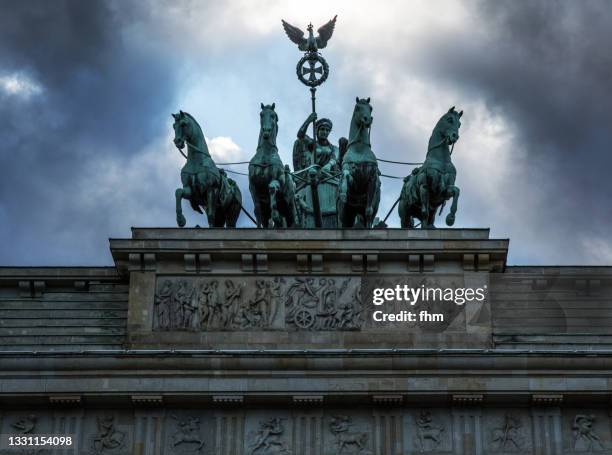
top-left (316, 15), bottom-right (337, 49)
top-left (281, 20), bottom-right (307, 51)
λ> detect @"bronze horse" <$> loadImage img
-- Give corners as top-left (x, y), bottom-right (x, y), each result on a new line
top-left (398, 106), bottom-right (462, 228)
top-left (338, 97), bottom-right (381, 228)
top-left (248, 103), bottom-right (298, 228)
top-left (172, 111), bottom-right (242, 227)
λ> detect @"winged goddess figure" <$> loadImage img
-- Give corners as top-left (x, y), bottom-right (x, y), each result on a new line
top-left (281, 15), bottom-right (337, 53)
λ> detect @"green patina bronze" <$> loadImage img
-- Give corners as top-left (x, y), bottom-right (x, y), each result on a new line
top-left (293, 113), bottom-right (340, 173)
top-left (248, 103), bottom-right (298, 228)
top-left (281, 16), bottom-right (337, 54)
top-left (168, 16), bottom-right (466, 232)
top-left (292, 113), bottom-right (345, 228)
top-left (338, 97), bottom-right (381, 228)
top-left (398, 106), bottom-right (462, 229)
top-left (172, 111), bottom-right (242, 228)
top-left (282, 15), bottom-right (340, 228)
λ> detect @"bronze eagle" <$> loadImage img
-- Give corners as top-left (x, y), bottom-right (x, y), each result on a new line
top-left (281, 15), bottom-right (337, 53)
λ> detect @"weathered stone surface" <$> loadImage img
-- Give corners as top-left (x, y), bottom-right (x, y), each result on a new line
top-left (0, 268), bottom-right (127, 352)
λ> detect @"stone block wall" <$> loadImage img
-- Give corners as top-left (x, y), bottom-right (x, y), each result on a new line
top-left (0, 268), bottom-right (127, 352)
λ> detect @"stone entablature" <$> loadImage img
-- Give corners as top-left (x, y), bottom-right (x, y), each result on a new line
top-left (109, 229), bottom-right (506, 350)
top-left (110, 228), bottom-right (508, 276)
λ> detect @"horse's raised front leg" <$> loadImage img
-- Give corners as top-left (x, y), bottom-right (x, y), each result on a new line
top-left (445, 185), bottom-right (460, 226)
top-left (175, 186), bottom-right (191, 227)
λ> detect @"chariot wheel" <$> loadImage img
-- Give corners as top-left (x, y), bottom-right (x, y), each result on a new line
top-left (294, 308), bottom-right (315, 329)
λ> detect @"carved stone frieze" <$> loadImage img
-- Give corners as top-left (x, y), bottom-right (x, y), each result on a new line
top-left (89, 415), bottom-right (127, 455)
top-left (0, 414), bottom-right (52, 455)
top-left (248, 418), bottom-right (290, 454)
top-left (490, 413), bottom-right (525, 452)
top-left (153, 276), bottom-right (363, 331)
top-left (284, 278), bottom-right (362, 331)
top-left (329, 415), bottom-right (370, 454)
top-left (169, 415), bottom-right (206, 453)
top-left (572, 414), bottom-right (604, 451)
top-left (2, 408), bottom-right (612, 454)
top-left (415, 410), bottom-right (444, 452)
top-left (11, 415), bottom-right (37, 434)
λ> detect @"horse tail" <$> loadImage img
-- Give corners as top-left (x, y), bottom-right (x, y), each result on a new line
top-left (228, 181), bottom-right (242, 227)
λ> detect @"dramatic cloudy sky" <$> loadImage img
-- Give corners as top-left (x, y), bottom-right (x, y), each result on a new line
top-left (1, 0), bottom-right (611, 266)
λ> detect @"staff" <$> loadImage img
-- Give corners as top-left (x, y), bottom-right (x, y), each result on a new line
top-left (281, 16), bottom-right (337, 227)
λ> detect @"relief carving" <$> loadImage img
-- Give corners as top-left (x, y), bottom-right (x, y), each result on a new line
top-left (155, 278), bottom-right (272, 331)
top-left (329, 416), bottom-right (369, 454)
top-left (249, 418), bottom-right (291, 454)
top-left (572, 414), bottom-right (604, 451)
top-left (285, 278), bottom-right (362, 330)
top-left (154, 280), bottom-right (173, 330)
top-left (415, 410), bottom-right (444, 452)
top-left (90, 416), bottom-right (126, 454)
top-left (490, 414), bottom-right (524, 451)
top-left (11, 415), bottom-right (37, 434)
top-left (154, 277), bottom-right (362, 331)
top-left (177, 280), bottom-right (197, 329)
top-left (3, 415), bottom-right (52, 455)
top-left (170, 415), bottom-right (205, 452)
top-left (238, 279), bottom-right (274, 329)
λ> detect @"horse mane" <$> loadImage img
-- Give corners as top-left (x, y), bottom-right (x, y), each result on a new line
top-left (182, 112), bottom-right (203, 138)
top-left (348, 103), bottom-right (361, 143)
top-left (181, 111), bottom-right (211, 156)
top-left (429, 117), bottom-right (443, 143)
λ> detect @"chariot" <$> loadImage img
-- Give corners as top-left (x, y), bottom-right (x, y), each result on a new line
top-left (292, 165), bottom-right (340, 228)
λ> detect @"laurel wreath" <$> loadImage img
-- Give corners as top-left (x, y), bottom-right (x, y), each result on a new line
top-left (296, 53), bottom-right (329, 87)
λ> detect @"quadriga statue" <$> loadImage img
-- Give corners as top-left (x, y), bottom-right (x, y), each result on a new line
top-left (172, 111), bottom-right (242, 228)
top-left (398, 106), bottom-right (462, 228)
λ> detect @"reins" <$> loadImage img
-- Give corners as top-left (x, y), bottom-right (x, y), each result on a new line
top-left (427, 136), bottom-right (456, 155)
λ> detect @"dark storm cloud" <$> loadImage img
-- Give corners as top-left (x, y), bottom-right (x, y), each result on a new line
top-left (421, 0), bottom-right (612, 253)
top-left (0, 1), bottom-right (156, 151)
top-left (0, 1), bottom-right (180, 264)
top-left (462, 1), bottom-right (612, 154)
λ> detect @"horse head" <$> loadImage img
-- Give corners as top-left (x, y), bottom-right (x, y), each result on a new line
top-left (432, 106), bottom-right (462, 148)
top-left (171, 110), bottom-right (204, 151)
top-left (352, 97), bottom-right (373, 129)
top-left (259, 102), bottom-right (278, 147)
